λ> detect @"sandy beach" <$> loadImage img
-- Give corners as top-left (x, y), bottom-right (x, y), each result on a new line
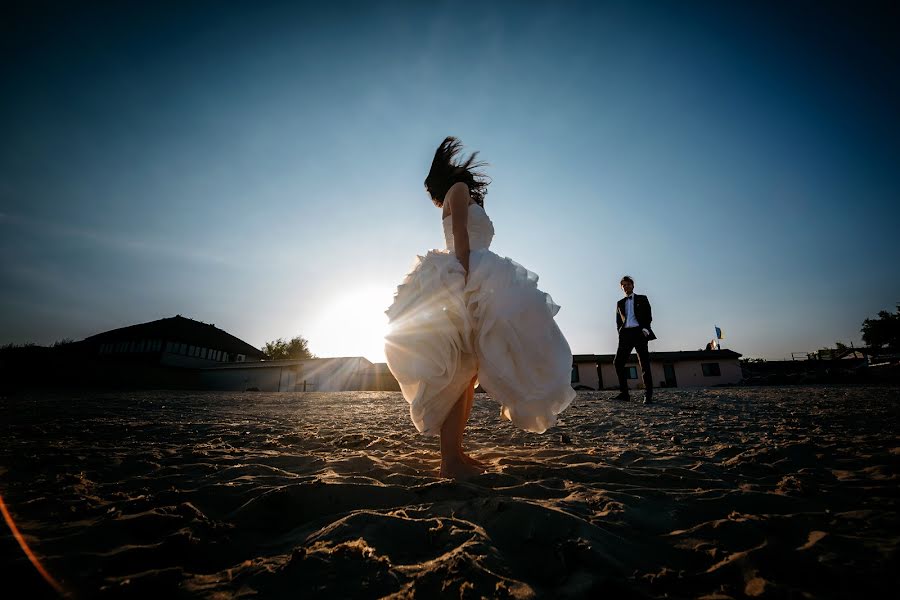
top-left (1, 386), bottom-right (898, 598)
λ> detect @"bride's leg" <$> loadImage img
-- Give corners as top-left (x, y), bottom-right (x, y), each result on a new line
top-left (459, 377), bottom-right (487, 468)
top-left (440, 391), bottom-right (482, 479)
top-left (463, 377), bottom-right (476, 421)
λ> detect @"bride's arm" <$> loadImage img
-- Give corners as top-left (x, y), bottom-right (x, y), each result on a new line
top-left (446, 181), bottom-right (471, 274)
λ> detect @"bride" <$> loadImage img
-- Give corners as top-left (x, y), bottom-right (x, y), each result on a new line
top-left (385, 137), bottom-right (575, 479)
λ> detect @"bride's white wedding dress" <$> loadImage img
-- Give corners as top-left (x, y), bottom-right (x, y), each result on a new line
top-left (384, 202), bottom-right (575, 435)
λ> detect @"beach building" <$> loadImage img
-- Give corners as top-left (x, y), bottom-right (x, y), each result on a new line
top-left (200, 357), bottom-right (380, 392)
top-left (571, 350), bottom-right (743, 390)
top-left (360, 361), bottom-right (402, 391)
top-left (85, 315), bottom-right (266, 366)
top-left (76, 315), bottom-right (402, 391)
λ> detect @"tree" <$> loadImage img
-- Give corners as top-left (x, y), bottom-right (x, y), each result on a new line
top-left (861, 305), bottom-right (900, 350)
top-left (1, 342), bottom-right (36, 350)
top-left (262, 336), bottom-right (315, 360)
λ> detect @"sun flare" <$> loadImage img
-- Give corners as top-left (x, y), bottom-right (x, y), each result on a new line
top-left (309, 285), bottom-right (393, 363)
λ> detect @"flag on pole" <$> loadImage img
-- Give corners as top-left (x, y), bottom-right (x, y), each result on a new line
top-left (715, 326), bottom-right (724, 340)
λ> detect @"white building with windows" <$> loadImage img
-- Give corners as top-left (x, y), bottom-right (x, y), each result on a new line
top-left (572, 350), bottom-right (743, 390)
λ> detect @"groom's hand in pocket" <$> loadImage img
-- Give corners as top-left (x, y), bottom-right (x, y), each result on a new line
top-left (642, 328), bottom-right (650, 338)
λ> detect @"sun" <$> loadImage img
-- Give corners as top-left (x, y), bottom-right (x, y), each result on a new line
top-left (309, 285), bottom-right (393, 363)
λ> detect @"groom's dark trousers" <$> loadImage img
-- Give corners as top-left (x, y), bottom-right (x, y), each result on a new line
top-left (614, 328), bottom-right (653, 397)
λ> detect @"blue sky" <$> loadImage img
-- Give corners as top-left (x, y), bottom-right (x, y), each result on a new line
top-left (2, 0), bottom-right (898, 362)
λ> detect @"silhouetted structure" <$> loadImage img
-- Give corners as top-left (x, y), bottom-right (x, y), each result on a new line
top-left (201, 357), bottom-right (398, 392)
top-left (85, 315), bottom-right (265, 366)
top-left (0, 316), bottom-right (402, 392)
top-left (740, 355), bottom-right (870, 385)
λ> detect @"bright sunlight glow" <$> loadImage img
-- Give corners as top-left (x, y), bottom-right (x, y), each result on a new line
top-left (307, 285), bottom-right (394, 363)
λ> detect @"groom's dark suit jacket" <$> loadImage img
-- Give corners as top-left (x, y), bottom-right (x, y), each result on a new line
top-left (616, 294), bottom-right (657, 341)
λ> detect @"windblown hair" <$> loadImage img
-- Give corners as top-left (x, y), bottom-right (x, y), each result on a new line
top-left (620, 275), bottom-right (634, 285)
top-left (424, 137), bottom-right (490, 207)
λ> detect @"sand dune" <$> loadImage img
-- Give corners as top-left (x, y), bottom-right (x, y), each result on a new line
top-left (1, 386), bottom-right (898, 598)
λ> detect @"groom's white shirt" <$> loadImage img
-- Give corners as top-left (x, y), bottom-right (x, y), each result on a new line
top-left (623, 294), bottom-right (639, 328)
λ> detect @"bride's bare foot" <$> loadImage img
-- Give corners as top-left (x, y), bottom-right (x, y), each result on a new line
top-left (461, 452), bottom-right (487, 468)
top-left (440, 458), bottom-right (484, 480)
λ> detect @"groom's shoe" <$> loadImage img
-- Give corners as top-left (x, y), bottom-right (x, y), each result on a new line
top-left (611, 392), bottom-right (630, 402)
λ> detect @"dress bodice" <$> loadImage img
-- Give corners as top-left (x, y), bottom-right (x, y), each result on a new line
top-left (443, 203), bottom-right (495, 252)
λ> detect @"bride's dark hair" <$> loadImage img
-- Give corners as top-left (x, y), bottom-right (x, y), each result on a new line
top-left (424, 137), bottom-right (490, 207)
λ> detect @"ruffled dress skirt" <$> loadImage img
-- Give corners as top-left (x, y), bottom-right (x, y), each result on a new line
top-left (385, 248), bottom-right (575, 435)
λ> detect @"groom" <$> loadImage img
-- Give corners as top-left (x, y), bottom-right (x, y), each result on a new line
top-left (613, 275), bottom-right (656, 403)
